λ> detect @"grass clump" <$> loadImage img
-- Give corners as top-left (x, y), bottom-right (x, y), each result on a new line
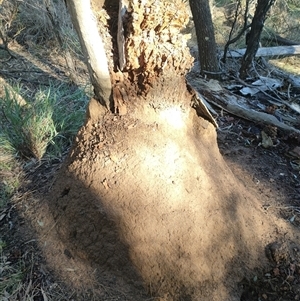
top-left (0, 82), bottom-right (88, 161)
top-left (48, 83), bottom-right (90, 158)
top-left (0, 133), bottom-right (15, 170)
top-left (0, 81), bottom-right (88, 300)
top-left (0, 132), bottom-right (21, 208)
top-left (1, 87), bottom-right (57, 160)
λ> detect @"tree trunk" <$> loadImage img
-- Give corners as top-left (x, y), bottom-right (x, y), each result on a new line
top-left (239, 0), bottom-right (275, 79)
top-left (65, 0), bottom-right (112, 109)
top-left (189, 0), bottom-right (220, 79)
top-left (47, 1), bottom-right (282, 300)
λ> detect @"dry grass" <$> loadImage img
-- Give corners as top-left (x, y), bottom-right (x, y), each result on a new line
top-left (0, 0), bottom-right (81, 56)
top-left (212, 0), bottom-right (300, 48)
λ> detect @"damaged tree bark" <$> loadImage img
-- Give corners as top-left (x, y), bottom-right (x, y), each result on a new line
top-left (50, 1), bottom-right (284, 300)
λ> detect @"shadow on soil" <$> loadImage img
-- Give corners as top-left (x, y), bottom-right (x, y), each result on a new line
top-left (0, 48), bottom-right (71, 87)
top-left (39, 117), bottom-right (282, 301)
top-left (44, 170), bottom-right (151, 300)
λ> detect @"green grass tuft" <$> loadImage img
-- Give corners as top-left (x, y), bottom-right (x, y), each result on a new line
top-left (0, 134), bottom-right (15, 169)
top-left (1, 86), bottom-right (57, 159)
top-left (0, 82), bottom-right (88, 161)
top-left (47, 82), bottom-right (89, 158)
top-left (0, 79), bottom-right (89, 301)
top-left (0, 133), bottom-right (20, 208)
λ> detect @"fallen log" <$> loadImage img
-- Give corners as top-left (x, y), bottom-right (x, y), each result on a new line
top-left (186, 74), bottom-right (300, 135)
top-left (224, 45), bottom-right (300, 58)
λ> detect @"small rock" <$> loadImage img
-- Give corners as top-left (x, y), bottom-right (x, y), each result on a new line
top-left (261, 131), bottom-right (273, 148)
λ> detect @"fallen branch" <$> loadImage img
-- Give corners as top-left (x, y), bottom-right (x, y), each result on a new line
top-left (187, 76), bottom-right (300, 134)
top-left (233, 76), bottom-right (300, 116)
top-left (260, 58), bottom-right (300, 88)
top-left (224, 45), bottom-right (300, 58)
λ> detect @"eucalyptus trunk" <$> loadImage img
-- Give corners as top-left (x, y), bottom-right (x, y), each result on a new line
top-left (239, 0), bottom-right (275, 78)
top-left (189, 0), bottom-right (220, 78)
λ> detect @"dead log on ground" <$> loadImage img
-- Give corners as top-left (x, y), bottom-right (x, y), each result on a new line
top-left (187, 76), bottom-right (300, 134)
top-left (224, 45), bottom-right (300, 58)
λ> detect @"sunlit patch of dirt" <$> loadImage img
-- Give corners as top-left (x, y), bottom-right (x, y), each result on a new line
top-left (20, 98), bottom-right (296, 301)
top-left (3, 103), bottom-right (300, 300)
top-left (2, 35), bottom-right (300, 301)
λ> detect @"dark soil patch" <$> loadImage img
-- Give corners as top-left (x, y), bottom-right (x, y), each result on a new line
top-left (217, 113), bottom-right (300, 301)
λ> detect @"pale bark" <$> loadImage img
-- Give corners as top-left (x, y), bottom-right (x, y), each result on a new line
top-left (223, 45), bottom-right (300, 58)
top-left (117, 0), bottom-right (128, 71)
top-left (65, 0), bottom-right (112, 109)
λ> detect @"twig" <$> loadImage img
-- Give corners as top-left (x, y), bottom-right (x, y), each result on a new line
top-left (0, 70), bottom-right (68, 85)
top-left (0, 69), bottom-right (46, 74)
top-left (287, 83), bottom-right (291, 101)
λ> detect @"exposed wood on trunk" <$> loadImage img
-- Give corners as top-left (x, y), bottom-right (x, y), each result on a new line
top-left (122, 0), bottom-right (193, 95)
top-left (224, 45), bottom-right (300, 58)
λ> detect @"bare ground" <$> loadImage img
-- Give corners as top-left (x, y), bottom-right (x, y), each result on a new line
top-left (3, 108), bottom-right (300, 300)
top-left (2, 106), bottom-right (300, 301)
top-left (1, 43), bottom-right (300, 301)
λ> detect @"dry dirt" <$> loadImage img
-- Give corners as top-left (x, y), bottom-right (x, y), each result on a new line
top-left (2, 98), bottom-right (300, 300)
top-left (1, 37), bottom-right (300, 301)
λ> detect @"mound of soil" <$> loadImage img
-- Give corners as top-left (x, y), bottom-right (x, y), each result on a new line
top-left (3, 104), bottom-right (300, 300)
top-left (19, 102), bottom-right (298, 301)
top-left (1, 43), bottom-right (300, 300)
